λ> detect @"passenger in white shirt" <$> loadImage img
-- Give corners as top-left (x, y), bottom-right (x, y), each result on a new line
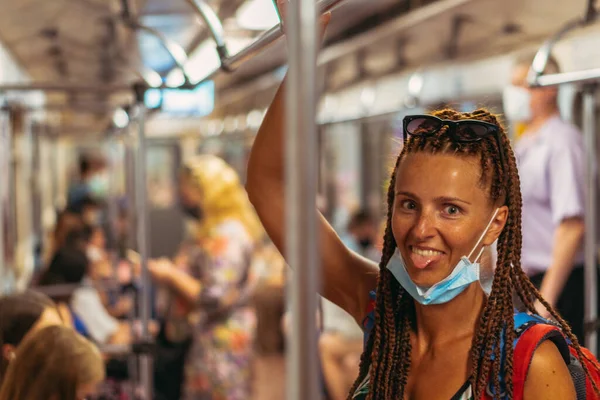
top-left (503, 53), bottom-right (588, 342)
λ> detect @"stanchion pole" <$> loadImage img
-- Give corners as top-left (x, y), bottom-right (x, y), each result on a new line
top-left (583, 84), bottom-right (598, 354)
top-left (107, 135), bottom-right (122, 279)
top-left (133, 83), bottom-right (153, 399)
top-left (285, 0), bottom-right (321, 399)
top-left (123, 129), bottom-right (138, 399)
top-left (0, 109), bottom-right (8, 293)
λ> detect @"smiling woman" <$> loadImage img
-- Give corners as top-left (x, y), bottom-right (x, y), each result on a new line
top-left (244, 13), bottom-right (600, 394)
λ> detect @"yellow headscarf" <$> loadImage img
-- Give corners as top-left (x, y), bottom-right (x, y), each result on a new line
top-left (182, 155), bottom-right (264, 242)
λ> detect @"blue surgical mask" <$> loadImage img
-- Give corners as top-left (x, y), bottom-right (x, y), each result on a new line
top-left (88, 173), bottom-right (109, 198)
top-left (502, 86), bottom-right (532, 123)
top-left (386, 209), bottom-right (499, 305)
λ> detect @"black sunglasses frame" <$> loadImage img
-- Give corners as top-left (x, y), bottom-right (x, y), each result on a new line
top-left (402, 114), bottom-right (506, 171)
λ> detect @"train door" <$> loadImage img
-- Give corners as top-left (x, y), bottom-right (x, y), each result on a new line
top-left (146, 140), bottom-right (184, 258)
top-left (321, 121), bottom-right (363, 233)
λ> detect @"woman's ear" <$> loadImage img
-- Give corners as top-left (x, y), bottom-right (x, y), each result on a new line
top-left (482, 206), bottom-right (508, 246)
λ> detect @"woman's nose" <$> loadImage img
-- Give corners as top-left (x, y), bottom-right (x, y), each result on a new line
top-left (411, 210), bottom-right (437, 240)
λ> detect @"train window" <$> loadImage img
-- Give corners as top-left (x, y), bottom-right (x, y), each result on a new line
top-left (145, 81), bottom-right (215, 116)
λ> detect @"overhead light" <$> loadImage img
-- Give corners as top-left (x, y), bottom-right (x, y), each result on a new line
top-left (224, 116), bottom-right (237, 133)
top-left (139, 66), bottom-right (163, 88)
top-left (360, 85), bottom-right (376, 109)
top-left (408, 72), bottom-right (424, 97)
top-left (246, 109), bottom-right (263, 129)
top-left (113, 108), bottom-right (129, 129)
top-left (185, 40), bottom-right (221, 84)
top-left (235, 0), bottom-right (280, 31)
top-left (166, 68), bottom-right (186, 87)
top-left (236, 114), bottom-right (247, 131)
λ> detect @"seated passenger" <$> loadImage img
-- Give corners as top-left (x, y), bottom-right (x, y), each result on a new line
top-left (37, 247), bottom-right (130, 345)
top-left (0, 325), bottom-right (104, 400)
top-left (0, 290), bottom-right (63, 385)
top-left (245, 4), bottom-right (599, 398)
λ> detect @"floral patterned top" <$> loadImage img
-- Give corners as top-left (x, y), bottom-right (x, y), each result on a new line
top-left (164, 219), bottom-right (257, 400)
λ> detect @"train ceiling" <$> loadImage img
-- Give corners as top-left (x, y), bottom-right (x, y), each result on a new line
top-left (0, 0), bottom-right (594, 135)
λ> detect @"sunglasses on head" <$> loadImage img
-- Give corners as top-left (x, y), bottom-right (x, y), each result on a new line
top-left (402, 114), bottom-right (506, 171)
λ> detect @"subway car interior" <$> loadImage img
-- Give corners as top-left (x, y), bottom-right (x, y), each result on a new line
top-left (0, 0), bottom-right (600, 399)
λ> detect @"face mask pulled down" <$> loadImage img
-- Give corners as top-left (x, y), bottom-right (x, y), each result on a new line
top-left (386, 209), bottom-right (498, 305)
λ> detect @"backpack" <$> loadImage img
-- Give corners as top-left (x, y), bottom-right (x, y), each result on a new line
top-left (482, 312), bottom-right (600, 400)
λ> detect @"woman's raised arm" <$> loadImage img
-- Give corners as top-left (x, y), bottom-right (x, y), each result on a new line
top-left (245, 7), bottom-right (378, 323)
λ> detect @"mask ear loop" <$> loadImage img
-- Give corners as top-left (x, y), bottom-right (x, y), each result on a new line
top-left (467, 208), bottom-right (500, 263)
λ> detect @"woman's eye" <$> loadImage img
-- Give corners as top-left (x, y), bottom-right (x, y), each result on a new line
top-left (400, 200), bottom-right (417, 210)
top-left (443, 205), bottom-right (461, 215)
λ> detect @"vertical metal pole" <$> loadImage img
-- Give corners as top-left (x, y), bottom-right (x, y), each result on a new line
top-left (285, 1), bottom-right (321, 399)
top-left (583, 85), bottom-right (598, 354)
top-left (6, 108), bottom-right (17, 291)
top-left (0, 110), bottom-right (7, 293)
top-left (107, 137), bottom-right (121, 275)
top-left (125, 136), bottom-right (137, 252)
top-left (134, 96), bottom-right (153, 399)
top-left (123, 130), bottom-right (138, 400)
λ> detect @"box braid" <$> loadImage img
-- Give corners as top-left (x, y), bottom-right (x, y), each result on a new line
top-left (347, 108), bottom-right (600, 399)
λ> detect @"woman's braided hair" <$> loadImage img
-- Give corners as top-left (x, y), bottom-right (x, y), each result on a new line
top-left (347, 108), bottom-right (600, 399)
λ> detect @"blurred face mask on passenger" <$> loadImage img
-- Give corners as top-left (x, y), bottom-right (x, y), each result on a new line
top-left (181, 203), bottom-right (203, 220)
top-left (359, 237), bottom-right (373, 250)
top-left (386, 209), bottom-right (498, 305)
top-left (88, 173), bottom-right (109, 198)
top-left (502, 85), bottom-right (532, 123)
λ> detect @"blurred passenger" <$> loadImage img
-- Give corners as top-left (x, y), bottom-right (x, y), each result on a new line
top-left (149, 155), bottom-right (260, 400)
top-left (37, 246), bottom-right (130, 345)
top-left (67, 152), bottom-right (108, 212)
top-left (0, 325), bottom-right (104, 400)
top-left (504, 53), bottom-right (588, 341)
top-left (41, 211), bottom-right (86, 266)
top-left (341, 209), bottom-right (380, 262)
top-left (0, 290), bottom-right (63, 384)
top-left (80, 196), bottom-right (104, 228)
top-left (321, 209), bottom-right (379, 399)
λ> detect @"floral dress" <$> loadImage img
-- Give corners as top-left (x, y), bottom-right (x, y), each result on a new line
top-left (174, 219), bottom-right (256, 400)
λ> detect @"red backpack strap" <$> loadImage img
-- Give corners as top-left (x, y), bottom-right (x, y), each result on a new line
top-left (362, 291), bottom-right (377, 346)
top-left (512, 324), bottom-right (570, 399)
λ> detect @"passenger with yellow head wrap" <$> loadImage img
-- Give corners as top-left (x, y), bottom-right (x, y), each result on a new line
top-left (149, 154), bottom-right (260, 400)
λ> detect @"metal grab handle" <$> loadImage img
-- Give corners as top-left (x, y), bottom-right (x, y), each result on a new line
top-left (185, 0), bottom-right (344, 80)
top-left (528, 10), bottom-right (599, 87)
top-left (184, 0), bottom-right (231, 70)
top-left (127, 22), bottom-right (190, 82)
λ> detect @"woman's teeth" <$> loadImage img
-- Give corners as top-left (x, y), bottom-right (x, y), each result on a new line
top-left (411, 248), bottom-right (443, 257)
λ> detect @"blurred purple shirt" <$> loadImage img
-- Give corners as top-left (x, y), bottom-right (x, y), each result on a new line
top-left (515, 115), bottom-right (585, 275)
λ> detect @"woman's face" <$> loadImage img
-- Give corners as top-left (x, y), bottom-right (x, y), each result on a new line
top-left (178, 174), bottom-right (204, 220)
top-left (392, 152), bottom-right (507, 287)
